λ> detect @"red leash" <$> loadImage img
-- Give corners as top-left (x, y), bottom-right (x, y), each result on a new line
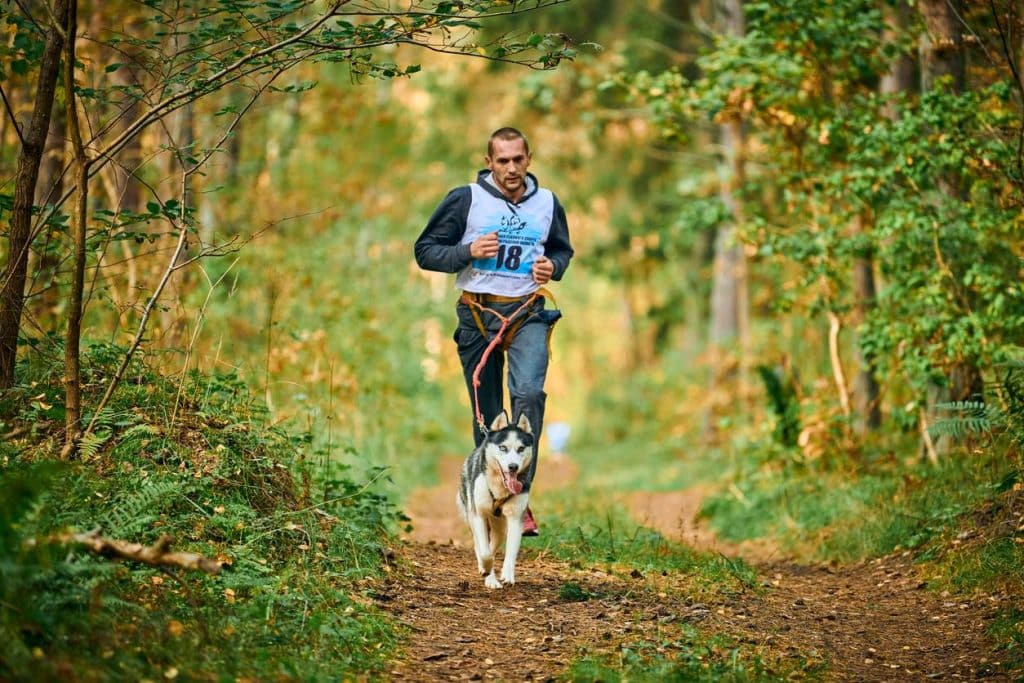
top-left (462, 292), bottom-right (539, 434)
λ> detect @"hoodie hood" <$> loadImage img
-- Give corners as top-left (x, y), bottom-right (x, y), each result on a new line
top-left (476, 169), bottom-right (539, 204)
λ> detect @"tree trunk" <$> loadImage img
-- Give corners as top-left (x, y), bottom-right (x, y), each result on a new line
top-left (0, 0), bottom-right (71, 389)
top-left (851, 1), bottom-right (916, 434)
top-left (95, 9), bottom-right (145, 330)
top-left (36, 106), bottom-right (66, 207)
top-left (851, 217), bottom-right (881, 432)
top-left (158, 101), bottom-right (195, 350)
top-left (32, 104), bottom-right (67, 327)
top-left (704, 0), bottom-right (749, 438)
top-left (918, 0), bottom-right (965, 93)
top-left (917, 0), bottom-right (981, 456)
top-left (63, 0), bottom-right (89, 455)
top-left (880, 0), bottom-right (916, 120)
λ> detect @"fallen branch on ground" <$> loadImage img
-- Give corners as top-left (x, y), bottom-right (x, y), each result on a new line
top-left (43, 531), bottom-right (224, 574)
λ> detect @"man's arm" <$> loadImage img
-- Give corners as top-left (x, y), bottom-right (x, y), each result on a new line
top-left (414, 187), bottom-right (474, 273)
top-left (545, 196), bottom-right (574, 281)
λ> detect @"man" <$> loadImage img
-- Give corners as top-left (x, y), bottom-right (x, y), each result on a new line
top-left (414, 127), bottom-right (574, 535)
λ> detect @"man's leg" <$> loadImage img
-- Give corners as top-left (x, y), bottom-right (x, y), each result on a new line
top-left (455, 303), bottom-right (505, 447)
top-left (507, 315), bottom-right (551, 482)
top-left (507, 311), bottom-right (552, 536)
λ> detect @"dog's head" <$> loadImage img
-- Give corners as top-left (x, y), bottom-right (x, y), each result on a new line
top-left (483, 411), bottom-right (534, 495)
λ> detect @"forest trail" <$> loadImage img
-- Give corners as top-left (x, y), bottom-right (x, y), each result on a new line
top-left (379, 455), bottom-right (1008, 681)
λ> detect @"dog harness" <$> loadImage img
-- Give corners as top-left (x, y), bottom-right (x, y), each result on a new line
top-left (491, 491), bottom-right (513, 517)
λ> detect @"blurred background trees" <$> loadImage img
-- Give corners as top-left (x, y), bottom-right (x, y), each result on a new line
top-left (2, 0), bottom-right (1023, 474)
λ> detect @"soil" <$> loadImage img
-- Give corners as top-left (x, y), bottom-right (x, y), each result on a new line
top-left (376, 454), bottom-right (1015, 681)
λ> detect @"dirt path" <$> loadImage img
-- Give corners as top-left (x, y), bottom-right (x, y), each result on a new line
top-left (378, 454), bottom-right (1011, 681)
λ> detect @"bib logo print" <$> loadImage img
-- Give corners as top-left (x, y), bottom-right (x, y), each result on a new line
top-left (501, 214), bottom-right (528, 232)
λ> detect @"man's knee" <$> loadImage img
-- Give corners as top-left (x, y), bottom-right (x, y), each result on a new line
top-left (513, 386), bottom-right (546, 406)
top-left (512, 388), bottom-right (546, 431)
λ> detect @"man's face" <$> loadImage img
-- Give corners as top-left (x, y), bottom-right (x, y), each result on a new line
top-left (485, 137), bottom-right (531, 201)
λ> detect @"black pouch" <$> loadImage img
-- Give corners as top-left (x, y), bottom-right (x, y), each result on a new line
top-left (537, 309), bottom-right (562, 325)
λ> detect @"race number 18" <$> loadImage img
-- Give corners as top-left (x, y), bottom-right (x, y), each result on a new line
top-left (494, 244), bottom-right (523, 271)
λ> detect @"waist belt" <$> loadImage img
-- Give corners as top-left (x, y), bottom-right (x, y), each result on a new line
top-left (459, 287), bottom-right (557, 352)
top-left (461, 291), bottom-right (535, 305)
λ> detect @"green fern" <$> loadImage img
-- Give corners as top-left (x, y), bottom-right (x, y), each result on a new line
top-left (997, 361), bottom-right (1024, 449)
top-left (929, 400), bottom-right (1004, 441)
top-left (84, 406), bottom-right (117, 431)
top-left (100, 478), bottom-right (187, 538)
top-left (756, 364), bottom-right (801, 447)
top-left (79, 428), bottom-right (112, 460)
top-left (928, 357), bottom-right (1024, 448)
top-left (78, 408), bottom-right (146, 460)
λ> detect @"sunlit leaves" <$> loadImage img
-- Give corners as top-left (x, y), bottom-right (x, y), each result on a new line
top-left (618, 0), bottom-right (1024, 402)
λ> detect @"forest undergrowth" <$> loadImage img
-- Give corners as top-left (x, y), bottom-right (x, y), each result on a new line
top-left (0, 345), bottom-right (406, 681)
top-left (2, 347), bottom-right (1024, 680)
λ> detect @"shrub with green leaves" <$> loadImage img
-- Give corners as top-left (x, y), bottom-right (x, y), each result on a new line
top-left (0, 345), bottom-right (403, 681)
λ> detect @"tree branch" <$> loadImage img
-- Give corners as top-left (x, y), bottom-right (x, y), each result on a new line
top-left (81, 65), bottom-right (290, 436)
top-left (46, 531), bottom-right (224, 574)
top-left (29, 4), bottom-right (343, 241)
top-left (827, 311), bottom-right (851, 417)
top-left (0, 82), bottom-right (26, 148)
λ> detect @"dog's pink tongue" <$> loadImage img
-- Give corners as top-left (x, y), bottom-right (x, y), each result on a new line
top-left (503, 471), bottom-right (523, 494)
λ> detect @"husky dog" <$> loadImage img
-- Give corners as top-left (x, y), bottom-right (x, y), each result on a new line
top-left (457, 411), bottom-right (535, 589)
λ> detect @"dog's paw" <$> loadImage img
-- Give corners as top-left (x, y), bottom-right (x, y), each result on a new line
top-left (484, 574), bottom-right (503, 589)
top-left (499, 571), bottom-right (516, 586)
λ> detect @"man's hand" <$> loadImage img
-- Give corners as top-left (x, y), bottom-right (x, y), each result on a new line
top-left (532, 255), bottom-right (554, 285)
top-left (470, 232), bottom-right (500, 259)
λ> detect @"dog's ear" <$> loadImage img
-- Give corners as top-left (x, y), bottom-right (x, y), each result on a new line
top-left (516, 413), bottom-right (532, 434)
top-left (489, 411), bottom-right (509, 431)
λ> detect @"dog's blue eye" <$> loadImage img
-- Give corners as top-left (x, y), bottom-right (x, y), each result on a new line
top-left (499, 445), bottom-right (508, 453)
top-left (517, 446), bottom-right (525, 453)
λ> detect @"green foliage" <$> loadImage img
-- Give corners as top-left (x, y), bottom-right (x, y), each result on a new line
top-left (928, 400), bottom-right (1003, 442)
top-left (988, 608), bottom-right (1024, 672)
top-left (0, 348), bottom-right (404, 681)
top-left (755, 365), bottom-right (800, 447)
top-left (613, 0), bottom-right (1024, 407)
top-left (931, 361), bottom-right (1024, 452)
top-left (565, 620), bottom-right (822, 682)
top-left (699, 438), bottom-right (1013, 563)
top-left (558, 581), bottom-right (593, 602)
top-left (536, 496), bottom-right (757, 594)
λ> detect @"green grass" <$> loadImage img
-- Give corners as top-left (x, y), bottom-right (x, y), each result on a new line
top-left (0, 346), bottom-right (404, 681)
top-left (696, 436), bottom-right (1012, 562)
top-left (535, 489), bottom-right (758, 596)
top-left (926, 489), bottom-right (1024, 675)
top-left (563, 621), bottom-right (825, 682)
top-left (987, 607), bottom-right (1024, 673)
